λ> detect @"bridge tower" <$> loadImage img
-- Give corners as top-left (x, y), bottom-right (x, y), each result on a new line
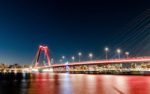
top-left (33, 45), bottom-right (51, 68)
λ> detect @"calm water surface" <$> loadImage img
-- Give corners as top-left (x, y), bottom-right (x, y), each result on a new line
top-left (0, 73), bottom-right (150, 94)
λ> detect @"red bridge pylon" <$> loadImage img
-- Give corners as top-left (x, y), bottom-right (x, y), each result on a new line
top-left (33, 45), bottom-right (51, 68)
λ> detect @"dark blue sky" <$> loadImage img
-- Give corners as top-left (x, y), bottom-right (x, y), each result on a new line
top-left (0, 0), bottom-right (150, 64)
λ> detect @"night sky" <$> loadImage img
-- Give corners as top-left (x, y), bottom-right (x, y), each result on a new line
top-left (0, 0), bottom-right (150, 64)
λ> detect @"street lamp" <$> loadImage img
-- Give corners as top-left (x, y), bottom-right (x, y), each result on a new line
top-left (78, 52), bottom-right (82, 62)
top-left (125, 52), bottom-right (129, 58)
top-left (117, 49), bottom-right (121, 59)
top-left (89, 53), bottom-right (93, 60)
top-left (51, 58), bottom-right (54, 64)
top-left (59, 59), bottom-right (63, 63)
top-left (62, 56), bottom-right (65, 63)
top-left (104, 47), bottom-right (109, 60)
top-left (71, 56), bottom-right (75, 62)
top-left (62, 56), bottom-right (65, 59)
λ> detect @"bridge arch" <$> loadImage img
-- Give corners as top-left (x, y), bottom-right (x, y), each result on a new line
top-left (33, 45), bottom-right (51, 68)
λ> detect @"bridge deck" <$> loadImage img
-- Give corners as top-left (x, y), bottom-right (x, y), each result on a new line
top-left (51, 57), bottom-right (150, 67)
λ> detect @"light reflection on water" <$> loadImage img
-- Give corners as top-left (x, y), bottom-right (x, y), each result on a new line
top-left (0, 73), bottom-right (150, 94)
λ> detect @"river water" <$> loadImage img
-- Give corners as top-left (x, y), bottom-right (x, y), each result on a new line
top-left (0, 73), bottom-right (149, 94)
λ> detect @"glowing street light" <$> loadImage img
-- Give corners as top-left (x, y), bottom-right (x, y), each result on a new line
top-left (89, 53), bottom-right (93, 60)
top-left (104, 47), bottom-right (109, 60)
top-left (117, 49), bottom-right (121, 59)
top-left (62, 56), bottom-right (66, 63)
top-left (125, 52), bottom-right (129, 58)
top-left (62, 56), bottom-right (65, 59)
top-left (78, 52), bottom-right (82, 62)
top-left (71, 56), bottom-right (75, 62)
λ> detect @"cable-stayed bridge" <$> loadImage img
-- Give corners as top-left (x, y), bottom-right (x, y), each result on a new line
top-left (29, 45), bottom-right (150, 75)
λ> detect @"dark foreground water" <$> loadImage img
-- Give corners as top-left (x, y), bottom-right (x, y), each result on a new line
top-left (0, 73), bottom-right (150, 94)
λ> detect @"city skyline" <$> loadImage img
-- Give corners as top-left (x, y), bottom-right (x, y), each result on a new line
top-left (0, 0), bottom-right (150, 64)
